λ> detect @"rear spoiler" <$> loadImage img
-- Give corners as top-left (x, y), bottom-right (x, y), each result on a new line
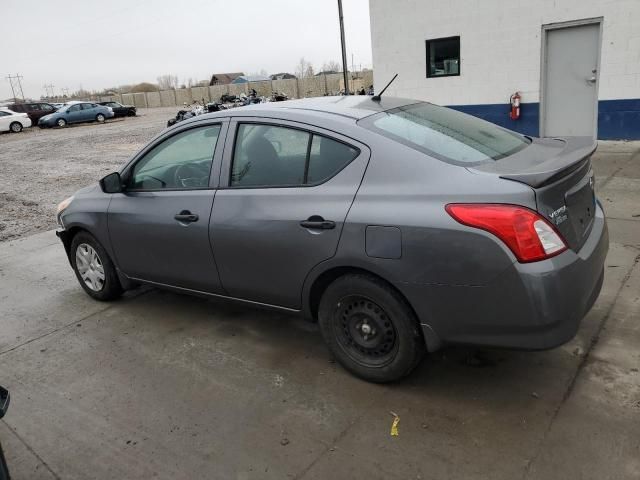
top-left (471, 137), bottom-right (597, 188)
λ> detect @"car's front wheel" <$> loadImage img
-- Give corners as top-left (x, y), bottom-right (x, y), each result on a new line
top-left (56, 118), bottom-right (67, 127)
top-left (318, 274), bottom-right (425, 383)
top-left (70, 232), bottom-right (122, 301)
top-left (96, 113), bottom-right (106, 123)
top-left (9, 121), bottom-right (22, 133)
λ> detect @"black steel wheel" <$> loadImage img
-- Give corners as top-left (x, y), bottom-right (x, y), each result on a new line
top-left (318, 274), bottom-right (425, 383)
top-left (335, 295), bottom-right (398, 367)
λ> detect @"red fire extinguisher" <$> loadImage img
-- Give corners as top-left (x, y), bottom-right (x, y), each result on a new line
top-left (509, 92), bottom-right (521, 120)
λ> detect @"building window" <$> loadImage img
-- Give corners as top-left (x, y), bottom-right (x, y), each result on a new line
top-left (426, 36), bottom-right (460, 78)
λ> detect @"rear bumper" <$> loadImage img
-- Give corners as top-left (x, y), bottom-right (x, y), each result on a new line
top-left (401, 204), bottom-right (609, 351)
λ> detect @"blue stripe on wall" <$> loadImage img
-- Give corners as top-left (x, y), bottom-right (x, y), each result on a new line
top-left (448, 99), bottom-right (640, 140)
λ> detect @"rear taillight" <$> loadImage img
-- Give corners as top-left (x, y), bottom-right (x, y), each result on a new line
top-left (445, 204), bottom-right (567, 263)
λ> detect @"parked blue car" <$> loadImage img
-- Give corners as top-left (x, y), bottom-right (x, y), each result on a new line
top-left (38, 102), bottom-right (114, 128)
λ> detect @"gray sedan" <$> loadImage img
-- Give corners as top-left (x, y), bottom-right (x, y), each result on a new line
top-left (55, 96), bottom-right (608, 382)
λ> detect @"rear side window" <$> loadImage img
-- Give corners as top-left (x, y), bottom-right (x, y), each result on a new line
top-left (360, 103), bottom-right (529, 164)
top-left (231, 123), bottom-right (359, 187)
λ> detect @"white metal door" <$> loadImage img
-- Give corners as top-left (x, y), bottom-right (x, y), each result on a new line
top-left (541, 20), bottom-right (601, 137)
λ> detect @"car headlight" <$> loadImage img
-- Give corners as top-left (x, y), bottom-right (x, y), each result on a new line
top-left (56, 196), bottom-right (74, 215)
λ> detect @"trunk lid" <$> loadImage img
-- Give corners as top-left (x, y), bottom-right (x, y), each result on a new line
top-left (470, 137), bottom-right (597, 251)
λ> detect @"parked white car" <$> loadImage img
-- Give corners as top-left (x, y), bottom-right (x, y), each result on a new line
top-left (0, 107), bottom-right (31, 132)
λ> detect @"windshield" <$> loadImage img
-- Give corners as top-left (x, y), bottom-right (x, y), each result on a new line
top-left (360, 103), bottom-right (529, 164)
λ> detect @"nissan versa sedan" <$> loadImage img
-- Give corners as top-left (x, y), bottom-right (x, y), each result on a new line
top-left (55, 96), bottom-right (608, 382)
top-left (39, 102), bottom-right (114, 127)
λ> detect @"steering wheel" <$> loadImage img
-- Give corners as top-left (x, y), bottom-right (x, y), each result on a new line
top-left (174, 164), bottom-right (207, 188)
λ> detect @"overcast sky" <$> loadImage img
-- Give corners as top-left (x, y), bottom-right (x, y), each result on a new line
top-left (2, 0), bottom-right (372, 100)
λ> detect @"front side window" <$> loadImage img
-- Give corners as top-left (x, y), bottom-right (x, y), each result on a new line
top-left (231, 124), bottom-right (359, 187)
top-left (68, 104), bottom-right (81, 112)
top-left (360, 102), bottom-right (529, 164)
top-left (426, 36), bottom-right (460, 78)
top-left (41, 104), bottom-right (54, 111)
top-left (129, 125), bottom-right (221, 190)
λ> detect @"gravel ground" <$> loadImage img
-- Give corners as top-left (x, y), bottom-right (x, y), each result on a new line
top-left (0, 107), bottom-right (177, 242)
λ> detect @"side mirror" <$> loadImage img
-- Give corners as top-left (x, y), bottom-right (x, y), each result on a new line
top-left (100, 172), bottom-right (124, 194)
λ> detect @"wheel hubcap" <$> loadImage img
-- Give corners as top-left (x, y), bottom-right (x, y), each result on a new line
top-left (75, 243), bottom-right (105, 292)
top-left (11, 124), bottom-right (20, 132)
top-left (335, 295), bottom-right (397, 366)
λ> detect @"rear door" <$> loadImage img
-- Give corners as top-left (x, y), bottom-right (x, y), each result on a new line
top-left (65, 104), bottom-right (83, 123)
top-left (108, 121), bottom-right (228, 292)
top-left (81, 103), bottom-right (96, 121)
top-left (211, 118), bottom-right (370, 308)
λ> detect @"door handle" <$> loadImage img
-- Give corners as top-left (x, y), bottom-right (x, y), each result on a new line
top-left (586, 76), bottom-right (597, 84)
top-left (300, 216), bottom-right (336, 230)
top-left (174, 210), bottom-right (199, 223)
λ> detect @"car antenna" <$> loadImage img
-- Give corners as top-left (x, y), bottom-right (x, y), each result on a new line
top-left (372, 74), bottom-right (398, 102)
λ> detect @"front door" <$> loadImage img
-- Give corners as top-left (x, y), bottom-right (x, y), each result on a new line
top-left (211, 119), bottom-right (369, 308)
top-left (108, 122), bottom-right (227, 293)
top-left (541, 20), bottom-right (601, 137)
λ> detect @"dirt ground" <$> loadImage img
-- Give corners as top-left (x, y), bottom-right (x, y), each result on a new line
top-left (0, 107), bottom-right (177, 242)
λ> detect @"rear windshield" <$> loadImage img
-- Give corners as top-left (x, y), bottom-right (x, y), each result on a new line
top-left (359, 103), bottom-right (529, 164)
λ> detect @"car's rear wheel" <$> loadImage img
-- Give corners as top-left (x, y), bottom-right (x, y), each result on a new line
top-left (9, 121), bottom-right (22, 133)
top-left (96, 113), bottom-right (106, 123)
top-left (56, 118), bottom-right (67, 127)
top-left (70, 232), bottom-right (122, 301)
top-left (318, 274), bottom-right (425, 383)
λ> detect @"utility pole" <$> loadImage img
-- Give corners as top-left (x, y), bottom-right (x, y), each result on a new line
top-left (5, 74), bottom-right (25, 102)
top-left (337, 0), bottom-right (349, 95)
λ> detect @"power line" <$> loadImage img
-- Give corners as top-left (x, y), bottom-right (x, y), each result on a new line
top-left (43, 83), bottom-right (55, 97)
top-left (5, 74), bottom-right (25, 102)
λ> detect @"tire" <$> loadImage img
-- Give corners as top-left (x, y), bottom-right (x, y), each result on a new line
top-left (70, 231), bottom-right (123, 301)
top-left (56, 118), bottom-right (67, 127)
top-left (96, 113), bottom-right (106, 123)
top-left (318, 274), bottom-right (425, 383)
top-left (127, 110), bottom-right (136, 117)
top-left (9, 121), bottom-right (22, 133)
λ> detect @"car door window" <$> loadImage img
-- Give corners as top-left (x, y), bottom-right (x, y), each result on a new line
top-left (41, 104), bottom-right (54, 111)
top-left (82, 103), bottom-right (94, 110)
top-left (68, 104), bottom-right (81, 113)
top-left (307, 135), bottom-right (359, 184)
top-left (231, 123), bottom-right (359, 187)
top-left (0, 111), bottom-right (10, 117)
top-left (231, 124), bottom-right (310, 187)
top-left (129, 125), bottom-right (221, 190)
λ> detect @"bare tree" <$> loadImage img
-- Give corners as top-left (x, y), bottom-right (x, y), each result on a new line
top-left (296, 57), bottom-right (313, 78)
top-left (157, 74), bottom-right (179, 90)
top-left (321, 60), bottom-right (341, 73)
top-left (305, 65), bottom-right (315, 77)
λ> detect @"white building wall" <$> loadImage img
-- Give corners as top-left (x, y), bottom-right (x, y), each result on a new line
top-left (369, 0), bottom-right (640, 106)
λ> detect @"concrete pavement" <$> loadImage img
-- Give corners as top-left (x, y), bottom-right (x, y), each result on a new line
top-left (0, 142), bottom-right (638, 479)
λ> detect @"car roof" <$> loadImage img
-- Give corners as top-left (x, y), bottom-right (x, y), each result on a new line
top-left (235, 96), bottom-right (421, 120)
top-left (0, 107), bottom-right (16, 113)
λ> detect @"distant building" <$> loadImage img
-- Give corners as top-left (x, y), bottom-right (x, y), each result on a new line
top-left (209, 72), bottom-right (245, 86)
top-left (270, 73), bottom-right (297, 80)
top-left (231, 75), bottom-right (271, 84)
top-left (315, 70), bottom-right (339, 76)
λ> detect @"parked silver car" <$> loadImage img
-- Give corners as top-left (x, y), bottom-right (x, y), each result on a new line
top-left (55, 96), bottom-right (608, 382)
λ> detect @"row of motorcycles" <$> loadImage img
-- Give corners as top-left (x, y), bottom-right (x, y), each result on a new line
top-left (167, 89), bottom-right (288, 127)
